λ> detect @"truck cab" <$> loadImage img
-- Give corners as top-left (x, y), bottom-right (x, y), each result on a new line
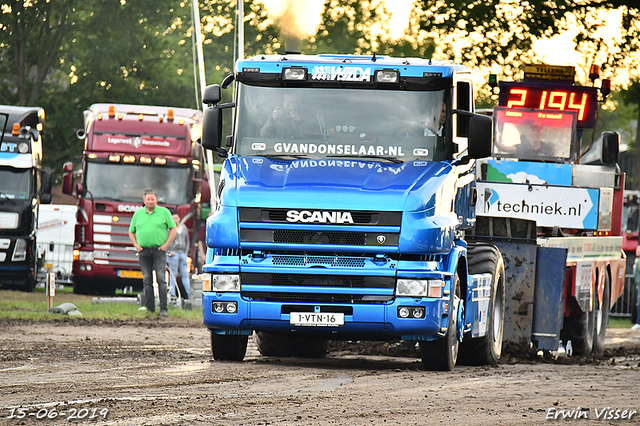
top-left (199, 54), bottom-right (504, 370)
top-left (62, 104), bottom-right (207, 294)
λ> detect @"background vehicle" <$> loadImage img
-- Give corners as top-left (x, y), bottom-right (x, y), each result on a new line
top-left (198, 53), bottom-right (514, 370)
top-left (474, 64), bottom-right (625, 355)
top-left (36, 204), bottom-right (77, 285)
top-left (62, 104), bottom-right (209, 294)
top-left (0, 105), bottom-right (52, 291)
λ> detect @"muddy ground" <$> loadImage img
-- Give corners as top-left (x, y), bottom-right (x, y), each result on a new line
top-left (1, 318), bottom-right (639, 426)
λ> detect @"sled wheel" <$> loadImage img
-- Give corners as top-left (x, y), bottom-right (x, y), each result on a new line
top-left (592, 271), bottom-right (610, 355)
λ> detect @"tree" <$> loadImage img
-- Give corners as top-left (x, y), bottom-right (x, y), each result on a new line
top-left (413, 0), bottom-right (640, 82)
top-left (0, 0), bottom-right (75, 106)
top-left (304, 0), bottom-right (434, 58)
top-left (619, 79), bottom-right (640, 187)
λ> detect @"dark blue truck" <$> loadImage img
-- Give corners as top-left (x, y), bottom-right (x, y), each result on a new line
top-left (0, 106), bottom-right (51, 291)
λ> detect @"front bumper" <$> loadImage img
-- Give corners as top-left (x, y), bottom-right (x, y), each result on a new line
top-left (203, 291), bottom-right (447, 341)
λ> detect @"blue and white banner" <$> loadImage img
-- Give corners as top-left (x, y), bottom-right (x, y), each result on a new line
top-left (476, 182), bottom-right (599, 230)
top-left (485, 160), bottom-right (573, 186)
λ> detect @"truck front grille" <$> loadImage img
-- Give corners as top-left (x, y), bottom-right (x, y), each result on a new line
top-left (243, 292), bottom-right (392, 304)
top-left (271, 255), bottom-right (367, 268)
top-left (274, 230), bottom-right (364, 245)
top-left (242, 273), bottom-right (393, 288)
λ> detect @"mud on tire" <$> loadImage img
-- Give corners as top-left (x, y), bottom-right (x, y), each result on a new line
top-left (592, 271), bottom-right (610, 355)
top-left (420, 272), bottom-right (461, 371)
top-left (210, 332), bottom-right (248, 361)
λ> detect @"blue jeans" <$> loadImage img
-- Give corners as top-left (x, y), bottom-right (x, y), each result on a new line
top-left (139, 247), bottom-right (168, 312)
top-left (167, 252), bottom-right (190, 298)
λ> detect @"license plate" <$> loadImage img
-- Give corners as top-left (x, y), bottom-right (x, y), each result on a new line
top-left (118, 270), bottom-right (143, 279)
top-left (289, 312), bottom-right (344, 327)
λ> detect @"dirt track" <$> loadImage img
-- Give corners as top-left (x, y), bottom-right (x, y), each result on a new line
top-left (1, 319), bottom-right (639, 425)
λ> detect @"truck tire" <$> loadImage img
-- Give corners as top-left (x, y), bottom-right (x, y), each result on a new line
top-left (210, 331), bottom-right (248, 361)
top-left (592, 271), bottom-right (610, 355)
top-left (420, 272), bottom-right (461, 371)
top-left (458, 243), bottom-right (505, 365)
top-left (561, 294), bottom-right (595, 356)
top-left (73, 278), bottom-right (91, 295)
top-left (21, 275), bottom-right (35, 292)
top-left (256, 332), bottom-right (328, 358)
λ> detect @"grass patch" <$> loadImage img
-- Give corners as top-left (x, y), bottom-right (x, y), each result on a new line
top-left (0, 287), bottom-right (203, 321)
top-left (608, 317), bottom-right (634, 329)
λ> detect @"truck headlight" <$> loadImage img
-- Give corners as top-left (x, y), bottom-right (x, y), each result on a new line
top-left (12, 239), bottom-right (27, 261)
top-left (211, 274), bottom-right (240, 292)
top-left (78, 251), bottom-right (94, 262)
top-left (18, 142), bottom-right (30, 154)
top-left (283, 67), bottom-right (307, 81)
top-left (397, 279), bottom-right (428, 297)
top-left (396, 279), bottom-right (444, 298)
top-left (374, 69), bottom-right (399, 83)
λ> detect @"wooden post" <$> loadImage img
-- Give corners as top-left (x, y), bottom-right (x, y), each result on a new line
top-left (46, 272), bottom-right (56, 310)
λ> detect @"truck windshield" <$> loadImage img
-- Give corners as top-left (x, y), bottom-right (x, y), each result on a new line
top-left (84, 163), bottom-right (190, 205)
top-left (234, 84), bottom-right (448, 163)
top-left (492, 108), bottom-right (577, 161)
top-left (0, 168), bottom-right (32, 200)
top-left (0, 114), bottom-right (7, 141)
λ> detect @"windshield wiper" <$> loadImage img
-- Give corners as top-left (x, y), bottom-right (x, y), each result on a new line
top-left (0, 192), bottom-right (17, 204)
top-left (261, 154), bottom-right (309, 161)
top-left (326, 155), bottom-right (404, 164)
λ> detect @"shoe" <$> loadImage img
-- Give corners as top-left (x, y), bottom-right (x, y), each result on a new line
top-left (631, 323), bottom-right (640, 331)
top-left (160, 309), bottom-right (168, 317)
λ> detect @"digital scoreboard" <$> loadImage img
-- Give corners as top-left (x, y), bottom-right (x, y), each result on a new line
top-left (498, 81), bottom-right (598, 128)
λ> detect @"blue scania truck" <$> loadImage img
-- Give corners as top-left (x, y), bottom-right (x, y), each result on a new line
top-left (199, 53), bottom-right (506, 370)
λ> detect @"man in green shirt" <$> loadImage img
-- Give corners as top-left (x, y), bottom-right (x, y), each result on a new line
top-left (129, 189), bottom-right (177, 316)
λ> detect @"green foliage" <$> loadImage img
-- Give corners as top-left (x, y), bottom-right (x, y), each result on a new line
top-left (413, 0), bottom-right (640, 78)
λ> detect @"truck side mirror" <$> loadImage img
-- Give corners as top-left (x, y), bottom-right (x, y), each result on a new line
top-left (62, 162), bottom-right (74, 195)
top-left (75, 182), bottom-right (85, 196)
top-left (468, 114), bottom-right (493, 159)
top-left (203, 84), bottom-right (221, 105)
top-left (40, 170), bottom-right (52, 204)
top-left (193, 177), bottom-right (211, 204)
top-left (201, 178), bottom-right (211, 204)
top-left (202, 107), bottom-right (223, 151)
top-left (601, 131), bottom-right (619, 165)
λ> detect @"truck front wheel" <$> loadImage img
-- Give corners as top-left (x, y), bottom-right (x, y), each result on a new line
top-left (420, 272), bottom-right (461, 371)
top-left (21, 274), bottom-right (35, 292)
top-left (459, 243), bottom-right (505, 365)
top-left (210, 331), bottom-right (248, 361)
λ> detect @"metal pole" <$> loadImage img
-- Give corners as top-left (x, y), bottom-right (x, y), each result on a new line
top-left (192, 0), bottom-right (216, 205)
top-left (238, 0), bottom-right (244, 60)
top-left (192, 0), bottom-right (207, 104)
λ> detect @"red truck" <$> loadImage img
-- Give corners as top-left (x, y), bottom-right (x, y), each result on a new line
top-left (62, 104), bottom-right (208, 294)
